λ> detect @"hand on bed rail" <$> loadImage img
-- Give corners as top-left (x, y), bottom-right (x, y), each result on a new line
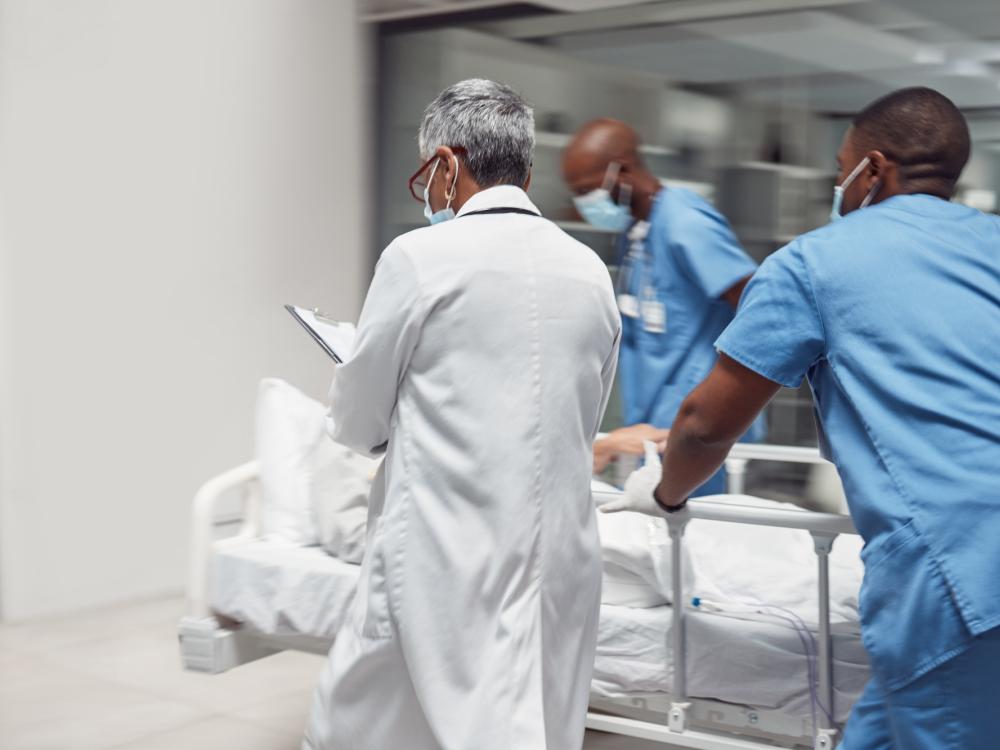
top-left (599, 441), bottom-right (681, 517)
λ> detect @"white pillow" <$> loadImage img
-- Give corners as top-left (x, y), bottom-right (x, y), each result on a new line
top-left (254, 378), bottom-right (378, 545)
top-left (318, 504), bottom-right (369, 564)
top-left (592, 479), bottom-right (693, 607)
top-left (601, 561), bottom-right (667, 608)
top-left (685, 494), bottom-right (863, 625)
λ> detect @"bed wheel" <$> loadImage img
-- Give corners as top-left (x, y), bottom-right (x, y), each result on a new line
top-left (668, 701), bottom-right (690, 733)
top-left (815, 727), bottom-right (838, 749)
top-left (178, 615), bottom-right (278, 674)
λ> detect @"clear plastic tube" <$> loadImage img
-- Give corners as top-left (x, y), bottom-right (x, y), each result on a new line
top-left (690, 597), bottom-right (834, 733)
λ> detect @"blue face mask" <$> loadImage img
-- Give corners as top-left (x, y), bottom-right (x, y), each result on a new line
top-left (423, 157), bottom-right (458, 225)
top-left (573, 162), bottom-right (633, 233)
top-left (831, 156), bottom-right (879, 221)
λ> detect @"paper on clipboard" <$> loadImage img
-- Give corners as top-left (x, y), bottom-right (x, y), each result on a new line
top-left (285, 305), bottom-right (356, 363)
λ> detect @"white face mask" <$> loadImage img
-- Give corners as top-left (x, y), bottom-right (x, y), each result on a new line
top-left (830, 156), bottom-right (880, 221)
top-left (423, 156), bottom-right (459, 225)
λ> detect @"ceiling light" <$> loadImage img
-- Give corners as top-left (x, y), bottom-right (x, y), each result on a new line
top-left (950, 58), bottom-right (991, 77)
top-left (913, 47), bottom-right (946, 65)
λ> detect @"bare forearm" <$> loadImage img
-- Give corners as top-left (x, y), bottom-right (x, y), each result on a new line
top-left (602, 356), bottom-right (779, 519)
top-left (653, 355), bottom-right (780, 507)
top-left (655, 418), bottom-right (735, 507)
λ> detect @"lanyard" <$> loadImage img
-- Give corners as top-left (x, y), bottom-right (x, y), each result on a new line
top-left (460, 207), bottom-right (541, 218)
top-left (616, 222), bottom-right (651, 318)
top-left (617, 221), bottom-right (665, 333)
top-left (616, 233), bottom-right (646, 295)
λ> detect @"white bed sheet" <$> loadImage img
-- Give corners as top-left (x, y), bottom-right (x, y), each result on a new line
top-left (209, 541), bottom-right (358, 639)
top-left (594, 605), bottom-right (868, 724)
top-left (209, 540), bottom-right (869, 724)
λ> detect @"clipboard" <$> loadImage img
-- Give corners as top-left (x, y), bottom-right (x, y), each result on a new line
top-left (285, 304), bottom-right (356, 363)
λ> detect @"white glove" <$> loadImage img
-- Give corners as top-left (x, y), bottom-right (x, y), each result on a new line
top-left (600, 441), bottom-right (668, 516)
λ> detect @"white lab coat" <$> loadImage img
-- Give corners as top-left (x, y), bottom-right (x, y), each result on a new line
top-left (303, 186), bottom-right (620, 750)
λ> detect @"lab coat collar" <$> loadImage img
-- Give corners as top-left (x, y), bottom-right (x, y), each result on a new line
top-left (455, 185), bottom-right (541, 218)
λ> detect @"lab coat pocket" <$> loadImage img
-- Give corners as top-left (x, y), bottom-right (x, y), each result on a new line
top-left (353, 517), bottom-right (394, 640)
top-left (858, 521), bottom-right (969, 692)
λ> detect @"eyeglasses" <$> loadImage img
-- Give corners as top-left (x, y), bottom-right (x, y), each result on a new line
top-left (408, 146), bottom-right (467, 202)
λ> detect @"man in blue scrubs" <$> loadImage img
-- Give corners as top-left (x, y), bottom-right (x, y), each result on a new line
top-left (607, 87), bottom-right (1000, 747)
top-left (564, 119), bottom-right (764, 494)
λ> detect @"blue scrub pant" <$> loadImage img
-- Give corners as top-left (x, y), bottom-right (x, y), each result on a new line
top-left (839, 626), bottom-right (1000, 749)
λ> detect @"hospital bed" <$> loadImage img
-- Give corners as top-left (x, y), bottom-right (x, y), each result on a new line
top-left (179, 445), bottom-right (865, 750)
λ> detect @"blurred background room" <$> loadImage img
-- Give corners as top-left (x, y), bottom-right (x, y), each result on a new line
top-left (1, 1), bottom-right (998, 747)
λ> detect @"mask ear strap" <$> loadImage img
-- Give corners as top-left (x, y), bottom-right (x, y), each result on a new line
top-left (618, 180), bottom-right (632, 210)
top-left (860, 180), bottom-right (881, 209)
top-left (602, 161), bottom-right (622, 192)
top-left (841, 156), bottom-right (871, 188)
top-left (426, 158), bottom-right (441, 194)
top-left (444, 154), bottom-right (459, 205)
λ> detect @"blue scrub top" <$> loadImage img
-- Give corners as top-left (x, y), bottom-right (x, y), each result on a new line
top-left (619, 187), bottom-right (762, 441)
top-left (717, 194), bottom-right (1000, 691)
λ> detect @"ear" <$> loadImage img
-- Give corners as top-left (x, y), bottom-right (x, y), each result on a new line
top-left (435, 145), bottom-right (459, 197)
top-left (867, 149), bottom-right (891, 188)
top-left (524, 167), bottom-right (532, 191)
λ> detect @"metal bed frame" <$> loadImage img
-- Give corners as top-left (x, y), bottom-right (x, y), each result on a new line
top-left (179, 444), bottom-right (858, 750)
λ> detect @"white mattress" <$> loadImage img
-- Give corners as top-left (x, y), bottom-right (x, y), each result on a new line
top-left (594, 605), bottom-right (868, 724)
top-left (210, 541), bottom-right (358, 638)
top-left (209, 540), bottom-right (869, 724)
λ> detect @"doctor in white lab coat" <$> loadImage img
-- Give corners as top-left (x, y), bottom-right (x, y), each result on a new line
top-left (303, 79), bottom-right (621, 750)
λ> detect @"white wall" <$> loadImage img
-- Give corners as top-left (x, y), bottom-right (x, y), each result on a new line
top-left (0, 0), bottom-right (370, 620)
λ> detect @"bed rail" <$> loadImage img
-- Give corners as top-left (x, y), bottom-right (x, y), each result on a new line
top-left (187, 460), bottom-right (261, 619)
top-left (724, 443), bottom-right (828, 495)
top-left (188, 447), bottom-right (854, 748)
top-left (591, 444), bottom-right (856, 750)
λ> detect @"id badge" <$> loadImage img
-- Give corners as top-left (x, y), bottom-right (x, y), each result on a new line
top-left (618, 293), bottom-right (640, 318)
top-left (642, 299), bottom-right (667, 333)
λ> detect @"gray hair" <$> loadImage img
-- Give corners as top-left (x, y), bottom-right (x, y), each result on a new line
top-left (418, 78), bottom-right (535, 188)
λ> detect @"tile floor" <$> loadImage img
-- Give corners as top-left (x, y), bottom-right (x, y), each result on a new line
top-left (0, 595), bottom-right (674, 749)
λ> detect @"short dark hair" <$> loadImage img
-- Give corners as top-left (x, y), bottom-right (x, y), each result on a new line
top-left (852, 87), bottom-right (970, 198)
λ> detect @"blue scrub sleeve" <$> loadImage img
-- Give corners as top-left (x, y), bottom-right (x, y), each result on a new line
top-left (671, 200), bottom-right (757, 299)
top-left (715, 243), bottom-right (825, 388)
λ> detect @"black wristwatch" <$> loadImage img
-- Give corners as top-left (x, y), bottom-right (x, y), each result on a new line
top-left (654, 489), bottom-right (689, 514)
